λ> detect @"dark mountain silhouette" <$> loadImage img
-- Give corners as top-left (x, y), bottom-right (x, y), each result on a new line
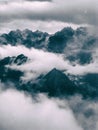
top-left (18, 68), bottom-right (98, 98)
top-left (38, 68), bottom-right (77, 96)
top-left (47, 27), bottom-right (74, 53)
top-left (0, 29), bottom-right (49, 48)
top-left (0, 27), bottom-right (97, 65)
top-left (83, 73), bottom-right (98, 88)
top-left (0, 55), bottom-right (98, 99)
top-left (13, 54), bottom-right (28, 65)
top-left (0, 54), bottom-right (28, 66)
top-left (0, 27), bottom-right (98, 99)
top-left (0, 54), bottom-right (27, 83)
top-left (67, 51), bottom-right (93, 65)
top-left (18, 68), bottom-right (78, 97)
top-left (0, 27), bottom-right (96, 51)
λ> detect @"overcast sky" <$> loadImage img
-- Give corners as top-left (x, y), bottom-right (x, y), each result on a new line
top-left (0, 0), bottom-right (97, 33)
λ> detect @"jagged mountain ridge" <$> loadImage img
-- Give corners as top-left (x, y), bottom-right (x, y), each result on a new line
top-left (0, 27), bottom-right (98, 99)
top-left (38, 68), bottom-right (77, 96)
top-left (0, 54), bottom-right (97, 99)
top-left (0, 29), bottom-right (49, 48)
top-left (13, 68), bottom-right (78, 97)
top-left (0, 27), bottom-right (97, 65)
top-left (0, 54), bottom-right (28, 83)
top-left (32, 68), bottom-right (98, 98)
top-left (0, 54), bottom-right (28, 66)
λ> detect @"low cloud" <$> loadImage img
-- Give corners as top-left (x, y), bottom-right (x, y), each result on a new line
top-left (0, 87), bottom-right (98, 130)
top-left (0, 88), bottom-right (83, 130)
top-left (0, 45), bottom-right (98, 80)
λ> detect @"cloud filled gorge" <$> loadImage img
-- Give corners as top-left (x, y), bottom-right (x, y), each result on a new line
top-left (0, 0), bottom-right (97, 34)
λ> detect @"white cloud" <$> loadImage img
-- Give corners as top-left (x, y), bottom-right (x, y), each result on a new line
top-left (0, 89), bottom-right (83, 130)
top-left (0, 87), bottom-right (98, 130)
top-left (0, 20), bottom-right (81, 34)
top-left (0, 45), bottom-right (68, 80)
top-left (0, 45), bottom-right (98, 80)
top-left (0, 0), bottom-right (97, 34)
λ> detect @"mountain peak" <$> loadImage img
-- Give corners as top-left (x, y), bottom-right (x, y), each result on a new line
top-left (49, 68), bottom-right (61, 73)
top-left (39, 68), bottom-right (76, 96)
top-left (44, 68), bottom-right (66, 79)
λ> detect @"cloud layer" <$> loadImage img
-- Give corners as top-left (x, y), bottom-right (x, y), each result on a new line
top-left (0, 45), bottom-right (98, 81)
top-left (0, 87), bottom-right (98, 130)
top-left (0, 0), bottom-right (97, 33)
top-left (0, 88), bottom-right (83, 130)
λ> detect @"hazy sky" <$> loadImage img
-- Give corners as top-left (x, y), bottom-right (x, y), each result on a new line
top-left (0, 0), bottom-right (97, 33)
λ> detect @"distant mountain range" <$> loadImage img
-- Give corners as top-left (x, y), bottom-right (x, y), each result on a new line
top-left (0, 29), bottom-right (49, 48)
top-left (0, 54), bottom-right (97, 99)
top-left (0, 27), bottom-right (98, 99)
top-left (0, 27), bottom-right (97, 65)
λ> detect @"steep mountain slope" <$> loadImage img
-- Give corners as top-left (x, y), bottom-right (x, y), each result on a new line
top-left (0, 54), bottom-right (28, 66)
top-left (47, 27), bottom-right (74, 53)
top-left (0, 54), bottom-right (28, 83)
top-left (38, 68), bottom-right (77, 96)
top-left (0, 54), bottom-right (98, 99)
top-left (0, 29), bottom-right (49, 48)
top-left (0, 27), bottom-right (97, 65)
top-left (0, 27), bottom-right (98, 99)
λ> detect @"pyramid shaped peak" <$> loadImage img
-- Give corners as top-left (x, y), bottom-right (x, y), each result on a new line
top-left (44, 68), bottom-right (67, 80)
top-left (51, 68), bottom-right (58, 71)
top-left (40, 68), bottom-right (76, 96)
top-left (49, 68), bottom-right (63, 74)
